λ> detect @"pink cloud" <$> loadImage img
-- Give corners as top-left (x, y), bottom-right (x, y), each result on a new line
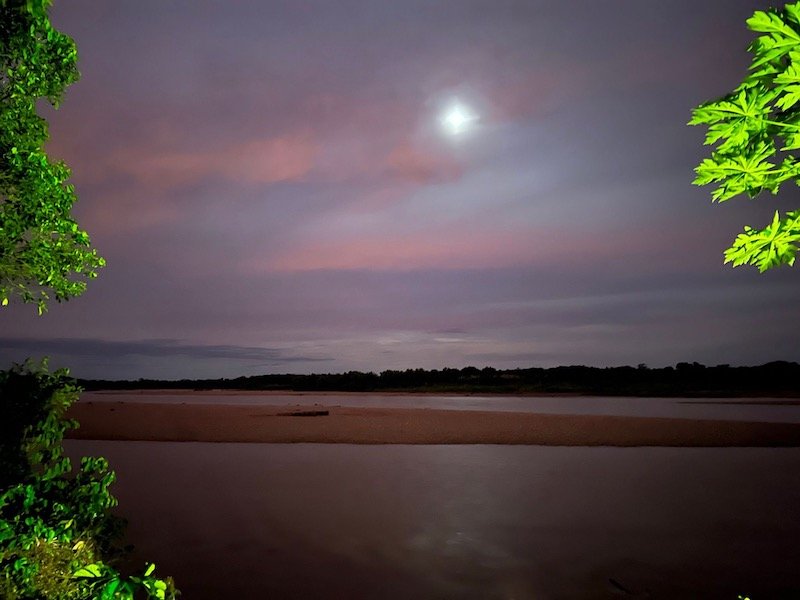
top-left (257, 228), bottom-right (558, 272)
top-left (56, 133), bottom-right (316, 234)
top-left (224, 136), bottom-right (317, 183)
top-left (108, 132), bottom-right (318, 190)
top-left (385, 140), bottom-right (462, 184)
top-left (485, 66), bottom-right (585, 122)
top-left (76, 188), bottom-right (181, 235)
top-left (247, 219), bottom-right (694, 275)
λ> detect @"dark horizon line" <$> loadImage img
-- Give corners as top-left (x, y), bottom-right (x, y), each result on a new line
top-left (76, 361), bottom-right (800, 397)
top-left (76, 360), bottom-right (800, 384)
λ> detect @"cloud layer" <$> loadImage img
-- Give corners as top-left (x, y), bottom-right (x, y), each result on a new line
top-left (3, 0), bottom-right (799, 379)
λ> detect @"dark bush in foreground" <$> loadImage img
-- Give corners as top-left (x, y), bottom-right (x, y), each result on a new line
top-left (0, 360), bottom-right (177, 599)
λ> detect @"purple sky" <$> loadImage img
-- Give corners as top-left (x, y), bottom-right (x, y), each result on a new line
top-left (3, 0), bottom-right (800, 380)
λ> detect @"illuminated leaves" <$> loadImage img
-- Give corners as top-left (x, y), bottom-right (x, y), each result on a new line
top-left (692, 142), bottom-right (778, 201)
top-left (0, 362), bottom-right (178, 599)
top-left (690, 87), bottom-right (777, 153)
top-left (690, 1), bottom-right (800, 271)
top-left (0, 0), bottom-right (103, 311)
top-left (773, 56), bottom-right (800, 110)
top-left (747, 7), bottom-right (800, 69)
top-left (724, 210), bottom-right (800, 271)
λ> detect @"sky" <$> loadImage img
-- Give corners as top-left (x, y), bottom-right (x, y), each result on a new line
top-left (2, 0), bottom-right (800, 380)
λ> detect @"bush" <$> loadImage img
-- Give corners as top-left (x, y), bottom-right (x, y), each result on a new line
top-left (0, 360), bottom-right (177, 599)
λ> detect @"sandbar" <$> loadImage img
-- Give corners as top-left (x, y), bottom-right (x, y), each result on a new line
top-left (65, 402), bottom-right (800, 446)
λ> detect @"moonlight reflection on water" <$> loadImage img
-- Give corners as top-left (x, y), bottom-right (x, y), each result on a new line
top-left (63, 441), bottom-right (800, 599)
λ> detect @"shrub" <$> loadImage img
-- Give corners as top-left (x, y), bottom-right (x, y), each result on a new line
top-left (0, 360), bottom-right (177, 599)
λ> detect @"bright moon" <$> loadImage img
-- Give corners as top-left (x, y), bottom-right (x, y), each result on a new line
top-left (440, 102), bottom-right (478, 135)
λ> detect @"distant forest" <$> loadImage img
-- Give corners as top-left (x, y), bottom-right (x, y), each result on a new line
top-left (79, 362), bottom-right (800, 397)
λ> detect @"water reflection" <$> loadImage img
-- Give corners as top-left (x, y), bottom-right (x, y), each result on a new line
top-left (62, 442), bottom-right (800, 599)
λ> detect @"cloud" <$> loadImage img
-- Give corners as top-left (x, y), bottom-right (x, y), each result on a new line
top-left (261, 228), bottom-right (539, 272)
top-left (76, 187), bottom-right (183, 234)
top-left (257, 217), bottom-right (693, 273)
top-left (101, 133), bottom-right (317, 191)
top-left (20, 0), bottom-right (800, 380)
top-left (61, 132), bottom-right (318, 234)
top-left (463, 350), bottom-right (560, 364)
top-left (385, 140), bottom-right (462, 184)
top-left (0, 338), bottom-right (331, 364)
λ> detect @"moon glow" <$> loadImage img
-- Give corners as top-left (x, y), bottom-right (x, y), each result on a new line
top-left (440, 102), bottom-right (478, 135)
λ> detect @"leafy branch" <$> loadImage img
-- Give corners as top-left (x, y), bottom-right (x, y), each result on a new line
top-left (690, 1), bottom-right (800, 270)
top-left (725, 209), bottom-right (800, 272)
top-left (0, 0), bottom-right (104, 312)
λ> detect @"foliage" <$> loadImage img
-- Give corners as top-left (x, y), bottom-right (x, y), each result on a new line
top-left (690, 1), bottom-right (800, 271)
top-left (0, 360), bottom-right (178, 599)
top-left (1, 2), bottom-right (178, 596)
top-left (0, 0), bottom-right (104, 313)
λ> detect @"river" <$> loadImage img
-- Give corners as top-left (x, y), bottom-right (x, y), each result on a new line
top-left (63, 393), bottom-right (800, 598)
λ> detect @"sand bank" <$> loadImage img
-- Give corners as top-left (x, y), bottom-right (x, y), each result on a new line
top-left (84, 389), bottom-right (583, 397)
top-left (65, 402), bottom-right (800, 446)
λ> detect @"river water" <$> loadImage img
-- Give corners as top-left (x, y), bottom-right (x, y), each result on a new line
top-left (64, 394), bottom-right (800, 599)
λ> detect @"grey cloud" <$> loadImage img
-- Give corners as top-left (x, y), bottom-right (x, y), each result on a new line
top-left (463, 351), bottom-right (561, 365)
top-left (0, 338), bottom-right (331, 364)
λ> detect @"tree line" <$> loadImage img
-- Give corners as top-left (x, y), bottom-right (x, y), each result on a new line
top-left (79, 361), bottom-right (800, 397)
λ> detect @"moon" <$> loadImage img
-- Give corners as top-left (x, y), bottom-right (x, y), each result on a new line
top-left (440, 102), bottom-right (478, 136)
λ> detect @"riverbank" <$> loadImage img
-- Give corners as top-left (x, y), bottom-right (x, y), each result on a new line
top-left (65, 402), bottom-right (800, 446)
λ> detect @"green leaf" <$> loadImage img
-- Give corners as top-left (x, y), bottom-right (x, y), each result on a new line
top-left (724, 210), bottom-right (800, 271)
top-left (145, 578), bottom-right (168, 600)
top-left (73, 563), bottom-right (104, 578)
top-left (693, 142), bottom-right (778, 201)
top-left (100, 578), bottom-right (121, 600)
top-left (751, 34), bottom-right (797, 68)
top-left (776, 84), bottom-right (800, 109)
top-left (786, 2), bottom-right (800, 26)
top-left (0, 521), bottom-right (13, 543)
top-left (747, 10), bottom-right (792, 35)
